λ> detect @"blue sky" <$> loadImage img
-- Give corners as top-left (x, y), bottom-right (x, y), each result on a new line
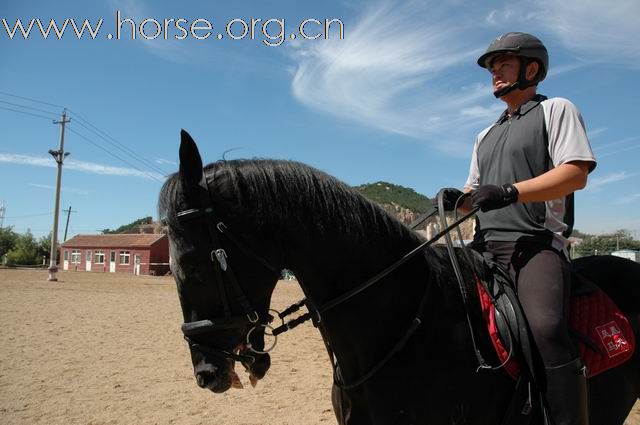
top-left (1, 0), bottom-right (639, 240)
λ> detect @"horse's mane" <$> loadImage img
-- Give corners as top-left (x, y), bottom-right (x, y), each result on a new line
top-left (159, 159), bottom-right (424, 247)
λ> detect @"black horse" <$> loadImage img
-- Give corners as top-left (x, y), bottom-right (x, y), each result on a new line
top-left (159, 130), bottom-right (640, 425)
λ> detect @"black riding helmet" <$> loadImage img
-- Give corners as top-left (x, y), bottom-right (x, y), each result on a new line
top-left (477, 32), bottom-right (549, 97)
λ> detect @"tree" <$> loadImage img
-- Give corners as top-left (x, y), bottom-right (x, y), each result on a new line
top-left (0, 226), bottom-right (19, 261)
top-left (355, 182), bottom-right (433, 213)
top-left (102, 216), bottom-right (153, 234)
top-left (5, 230), bottom-right (41, 266)
top-left (570, 229), bottom-right (589, 239)
top-left (37, 232), bottom-right (52, 261)
top-left (574, 228), bottom-right (640, 257)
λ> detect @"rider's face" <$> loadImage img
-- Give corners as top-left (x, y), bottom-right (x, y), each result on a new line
top-left (488, 55), bottom-right (520, 92)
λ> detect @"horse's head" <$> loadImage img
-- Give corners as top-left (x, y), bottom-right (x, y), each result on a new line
top-left (159, 130), bottom-right (282, 393)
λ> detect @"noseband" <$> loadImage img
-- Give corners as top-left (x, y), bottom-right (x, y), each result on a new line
top-left (173, 174), bottom-right (482, 389)
top-left (175, 170), bottom-right (279, 365)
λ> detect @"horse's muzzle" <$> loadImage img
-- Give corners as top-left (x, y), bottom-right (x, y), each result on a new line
top-left (194, 361), bottom-right (233, 393)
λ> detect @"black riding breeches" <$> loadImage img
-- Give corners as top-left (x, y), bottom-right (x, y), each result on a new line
top-left (476, 240), bottom-right (576, 368)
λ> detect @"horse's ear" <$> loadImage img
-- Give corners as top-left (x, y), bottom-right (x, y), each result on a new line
top-left (179, 129), bottom-right (204, 187)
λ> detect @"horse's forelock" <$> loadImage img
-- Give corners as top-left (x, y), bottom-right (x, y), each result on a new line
top-left (158, 172), bottom-right (183, 229)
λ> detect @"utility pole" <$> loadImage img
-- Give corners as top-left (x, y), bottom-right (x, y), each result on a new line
top-left (62, 206), bottom-right (75, 241)
top-left (0, 201), bottom-right (5, 228)
top-left (47, 109), bottom-right (71, 282)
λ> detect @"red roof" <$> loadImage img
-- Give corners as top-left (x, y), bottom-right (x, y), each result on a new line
top-left (61, 234), bottom-right (167, 248)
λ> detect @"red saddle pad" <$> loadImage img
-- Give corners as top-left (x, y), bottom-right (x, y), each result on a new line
top-left (476, 278), bottom-right (635, 380)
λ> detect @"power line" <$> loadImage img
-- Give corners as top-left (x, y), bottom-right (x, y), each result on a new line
top-left (69, 114), bottom-right (168, 175)
top-left (0, 100), bottom-right (59, 118)
top-left (4, 211), bottom-right (54, 219)
top-left (0, 90), bottom-right (169, 180)
top-left (68, 115), bottom-right (169, 176)
top-left (0, 90), bottom-right (65, 109)
top-left (66, 126), bottom-right (164, 183)
top-left (0, 105), bottom-right (56, 121)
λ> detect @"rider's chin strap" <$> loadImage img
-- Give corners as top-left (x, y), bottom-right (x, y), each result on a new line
top-left (493, 57), bottom-right (537, 98)
top-left (437, 189), bottom-right (491, 371)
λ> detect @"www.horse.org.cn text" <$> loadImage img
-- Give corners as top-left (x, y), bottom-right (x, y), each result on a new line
top-left (1, 11), bottom-right (345, 47)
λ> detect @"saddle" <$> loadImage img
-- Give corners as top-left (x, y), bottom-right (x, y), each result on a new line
top-left (475, 256), bottom-right (635, 381)
top-left (471, 254), bottom-right (636, 425)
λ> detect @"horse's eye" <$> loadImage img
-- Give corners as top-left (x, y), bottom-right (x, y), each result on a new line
top-left (180, 261), bottom-right (198, 274)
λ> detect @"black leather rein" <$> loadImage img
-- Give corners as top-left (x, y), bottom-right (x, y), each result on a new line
top-left (172, 172), bottom-right (480, 388)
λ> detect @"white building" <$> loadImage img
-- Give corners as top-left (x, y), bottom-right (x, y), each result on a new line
top-left (611, 250), bottom-right (640, 263)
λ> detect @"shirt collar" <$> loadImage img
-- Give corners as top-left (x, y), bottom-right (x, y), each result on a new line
top-left (496, 94), bottom-right (548, 124)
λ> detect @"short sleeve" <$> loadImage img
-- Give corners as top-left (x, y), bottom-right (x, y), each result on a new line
top-left (464, 125), bottom-right (493, 190)
top-left (542, 98), bottom-right (597, 172)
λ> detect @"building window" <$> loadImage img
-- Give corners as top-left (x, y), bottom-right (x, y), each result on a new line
top-left (95, 250), bottom-right (105, 264)
top-left (71, 250), bottom-right (81, 264)
top-left (64, 250), bottom-right (69, 261)
top-left (110, 251), bottom-right (116, 262)
top-left (119, 251), bottom-right (130, 265)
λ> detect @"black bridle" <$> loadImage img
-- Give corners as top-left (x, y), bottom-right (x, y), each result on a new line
top-left (176, 171), bottom-right (279, 365)
top-left (172, 173), bottom-right (482, 387)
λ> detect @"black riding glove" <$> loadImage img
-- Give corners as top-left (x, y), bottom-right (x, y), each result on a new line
top-left (439, 188), bottom-right (464, 211)
top-left (471, 184), bottom-right (519, 212)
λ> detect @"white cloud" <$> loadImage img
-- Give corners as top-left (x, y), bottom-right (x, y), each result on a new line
top-left (484, 1), bottom-right (639, 68)
top-left (616, 193), bottom-right (640, 205)
top-left (546, 62), bottom-right (589, 78)
top-left (0, 153), bottom-right (163, 180)
top-left (289, 1), bottom-right (498, 155)
top-left (593, 136), bottom-right (640, 158)
top-left (598, 145), bottom-right (640, 159)
top-left (587, 127), bottom-right (606, 140)
top-left (155, 157), bottom-right (177, 166)
top-left (29, 183), bottom-right (90, 196)
top-left (586, 171), bottom-right (634, 191)
top-left (108, 0), bottom-right (198, 63)
top-left (484, 8), bottom-right (541, 26)
top-left (537, 0), bottom-right (640, 68)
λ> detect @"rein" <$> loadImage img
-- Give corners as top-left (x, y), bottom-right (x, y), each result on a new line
top-left (270, 200), bottom-right (482, 389)
top-left (174, 172), bottom-right (482, 388)
top-left (272, 206), bottom-right (479, 335)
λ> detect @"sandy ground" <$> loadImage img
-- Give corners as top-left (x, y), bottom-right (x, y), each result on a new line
top-left (0, 269), bottom-right (638, 425)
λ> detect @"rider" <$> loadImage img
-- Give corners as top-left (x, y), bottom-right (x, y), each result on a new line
top-left (445, 32), bottom-right (596, 425)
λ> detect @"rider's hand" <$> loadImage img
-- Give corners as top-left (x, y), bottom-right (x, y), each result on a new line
top-left (440, 188), bottom-right (464, 211)
top-left (471, 184), bottom-right (519, 212)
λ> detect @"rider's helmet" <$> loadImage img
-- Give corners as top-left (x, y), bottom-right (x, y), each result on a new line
top-left (477, 32), bottom-right (549, 96)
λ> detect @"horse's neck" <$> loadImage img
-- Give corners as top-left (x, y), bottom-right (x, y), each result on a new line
top-left (284, 224), bottom-right (421, 304)
top-left (284, 227), bottom-right (437, 385)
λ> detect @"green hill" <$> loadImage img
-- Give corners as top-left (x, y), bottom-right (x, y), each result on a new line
top-left (102, 216), bottom-right (153, 234)
top-left (355, 182), bottom-right (433, 213)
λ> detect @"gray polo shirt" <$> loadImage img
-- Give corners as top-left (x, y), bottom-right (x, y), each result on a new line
top-left (464, 95), bottom-right (596, 251)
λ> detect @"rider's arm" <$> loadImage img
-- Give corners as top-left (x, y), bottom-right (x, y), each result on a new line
top-left (513, 160), bottom-right (591, 203)
top-left (456, 188), bottom-right (474, 213)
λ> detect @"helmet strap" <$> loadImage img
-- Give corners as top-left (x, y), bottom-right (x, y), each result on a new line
top-left (493, 81), bottom-right (519, 98)
top-left (492, 57), bottom-right (537, 98)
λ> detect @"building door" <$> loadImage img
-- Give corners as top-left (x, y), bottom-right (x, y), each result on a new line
top-left (134, 254), bottom-right (141, 275)
top-left (63, 250), bottom-right (69, 270)
top-left (109, 251), bottom-right (116, 272)
top-left (85, 250), bottom-right (92, 271)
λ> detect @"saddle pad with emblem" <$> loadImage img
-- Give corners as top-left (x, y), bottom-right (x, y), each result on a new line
top-left (477, 279), bottom-right (635, 380)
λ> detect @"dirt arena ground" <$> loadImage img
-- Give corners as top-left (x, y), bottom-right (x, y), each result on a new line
top-left (1, 269), bottom-right (638, 425)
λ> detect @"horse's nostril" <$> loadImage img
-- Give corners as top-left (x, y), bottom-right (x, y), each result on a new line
top-left (195, 369), bottom-right (232, 393)
top-left (196, 372), bottom-right (209, 388)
